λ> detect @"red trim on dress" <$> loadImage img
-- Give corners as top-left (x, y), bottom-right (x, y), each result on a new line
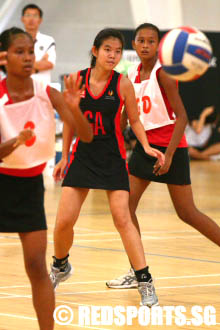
top-left (77, 71), bottom-right (81, 81)
top-left (115, 74), bottom-right (126, 161)
top-left (86, 68), bottom-right (114, 100)
top-left (46, 85), bottom-right (50, 98)
top-left (64, 138), bottom-right (80, 176)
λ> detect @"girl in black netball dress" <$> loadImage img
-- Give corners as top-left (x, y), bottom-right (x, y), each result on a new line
top-left (50, 28), bottom-right (165, 307)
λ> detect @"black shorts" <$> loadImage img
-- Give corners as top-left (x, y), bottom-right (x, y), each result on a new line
top-left (0, 173), bottom-right (47, 233)
top-left (129, 141), bottom-right (191, 185)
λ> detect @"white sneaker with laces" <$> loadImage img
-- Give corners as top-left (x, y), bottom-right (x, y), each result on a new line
top-left (106, 268), bottom-right (138, 289)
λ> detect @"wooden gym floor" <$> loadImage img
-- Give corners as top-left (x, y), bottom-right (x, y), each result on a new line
top-left (0, 160), bottom-right (219, 329)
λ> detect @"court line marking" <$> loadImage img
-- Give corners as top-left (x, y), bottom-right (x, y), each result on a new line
top-left (0, 235), bottom-right (205, 246)
top-left (0, 312), bottom-right (110, 330)
top-left (0, 238), bottom-right (219, 264)
top-left (0, 230), bottom-right (200, 240)
top-left (58, 235), bottom-right (204, 242)
top-left (56, 283), bottom-right (220, 295)
top-left (0, 273), bottom-right (219, 290)
top-left (1, 283), bottom-right (220, 298)
top-left (0, 297), bottom-right (219, 328)
top-left (0, 242), bottom-right (21, 246)
top-left (65, 244), bottom-right (220, 264)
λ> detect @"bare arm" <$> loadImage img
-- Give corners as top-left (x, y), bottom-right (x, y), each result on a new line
top-left (49, 76), bottom-right (93, 143)
top-left (120, 107), bottom-right (128, 132)
top-left (33, 53), bottom-right (53, 72)
top-left (154, 69), bottom-right (188, 175)
top-left (120, 76), bottom-right (164, 165)
top-left (53, 123), bottom-right (74, 182)
top-left (192, 106), bottom-right (214, 134)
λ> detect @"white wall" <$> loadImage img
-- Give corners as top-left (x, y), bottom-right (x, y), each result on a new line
top-left (130, 0), bottom-right (220, 31)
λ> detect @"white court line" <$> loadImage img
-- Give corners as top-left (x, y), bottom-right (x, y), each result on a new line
top-left (47, 232), bottom-right (199, 238)
top-left (0, 230), bottom-right (198, 240)
top-left (0, 273), bottom-right (220, 289)
top-left (56, 283), bottom-right (220, 295)
top-left (0, 292), bottom-right (31, 297)
top-left (65, 235), bottom-right (203, 243)
top-left (0, 235), bottom-right (204, 246)
top-left (1, 283), bottom-right (220, 300)
top-left (0, 242), bottom-right (21, 246)
top-left (0, 312), bottom-right (36, 321)
top-left (0, 312), bottom-right (111, 330)
top-left (0, 298), bottom-right (219, 328)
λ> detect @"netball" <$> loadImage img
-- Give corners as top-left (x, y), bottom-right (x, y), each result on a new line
top-left (158, 26), bottom-right (212, 81)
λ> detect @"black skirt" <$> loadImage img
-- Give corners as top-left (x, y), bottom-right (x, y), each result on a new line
top-left (0, 173), bottom-right (47, 233)
top-left (129, 141), bottom-right (191, 185)
top-left (62, 138), bottom-right (129, 192)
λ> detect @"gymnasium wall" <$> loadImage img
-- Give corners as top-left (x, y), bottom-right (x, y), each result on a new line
top-left (1, 0), bottom-right (220, 101)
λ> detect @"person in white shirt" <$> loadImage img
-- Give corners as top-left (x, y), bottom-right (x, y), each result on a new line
top-left (21, 3), bottom-right (56, 83)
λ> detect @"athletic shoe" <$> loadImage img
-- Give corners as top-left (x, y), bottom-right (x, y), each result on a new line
top-left (49, 262), bottom-right (73, 290)
top-left (106, 268), bottom-right (138, 289)
top-left (138, 280), bottom-right (159, 307)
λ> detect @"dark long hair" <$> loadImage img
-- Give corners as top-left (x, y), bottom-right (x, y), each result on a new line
top-left (90, 28), bottom-right (124, 68)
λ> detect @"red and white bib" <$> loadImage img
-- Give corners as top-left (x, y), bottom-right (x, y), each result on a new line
top-left (0, 79), bottom-right (55, 169)
top-left (128, 60), bottom-right (175, 131)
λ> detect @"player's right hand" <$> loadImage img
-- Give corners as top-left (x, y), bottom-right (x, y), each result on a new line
top-left (13, 129), bottom-right (35, 147)
top-left (53, 158), bottom-right (68, 182)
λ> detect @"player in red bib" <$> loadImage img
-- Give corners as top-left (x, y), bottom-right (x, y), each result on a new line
top-left (0, 27), bottom-right (92, 330)
top-left (106, 23), bottom-right (220, 290)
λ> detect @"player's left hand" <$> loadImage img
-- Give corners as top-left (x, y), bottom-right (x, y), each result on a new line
top-left (144, 147), bottom-right (165, 167)
top-left (153, 153), bottom-right (172, 176)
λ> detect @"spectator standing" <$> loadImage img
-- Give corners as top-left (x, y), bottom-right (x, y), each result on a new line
top-left (21, 3), bottom-right (56, 83)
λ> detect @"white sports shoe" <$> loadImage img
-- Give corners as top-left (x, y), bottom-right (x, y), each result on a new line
top-left (138, 280), bottom-right (159, 307)
top-left (106, 268), bottom-right (138, 289)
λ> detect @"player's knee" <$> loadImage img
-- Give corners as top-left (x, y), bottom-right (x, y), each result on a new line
top-left (177, 209), bottom-right (194, 224)
top-left (55, 216), bottom-right (74, 233)
top-left (25, 255), bottom-right (47, 279)
top-left (113, 213), bottom-right (130, 231)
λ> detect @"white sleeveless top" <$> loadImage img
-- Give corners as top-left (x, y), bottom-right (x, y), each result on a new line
top-left (0, 79), bottom-right (55, 169)
top-left (128, 60), bottom-right (175, 131)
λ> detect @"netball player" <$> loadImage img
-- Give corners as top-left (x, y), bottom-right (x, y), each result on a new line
top-left (0, 27), bottom-right (92, 329)
top-left (106, 23), bottom-right (220, 289)
top-left (50, 28), bottom-right (165, 307)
